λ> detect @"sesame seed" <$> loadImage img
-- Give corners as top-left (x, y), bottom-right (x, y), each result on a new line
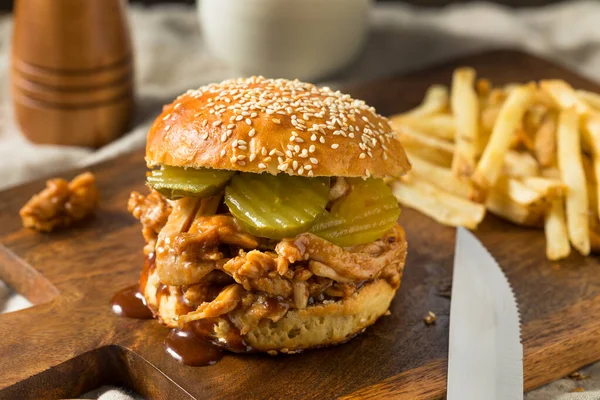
top-left (263, 156), bottom-right (272, 162)
top-left (174, 103), bottom-right (182, 110)
top-left (269, 149), bottom-right (277, 156)
top-left (272, 118), bottom-right (281, 124)
top-left (237, 155), bottom-right (246, 160)
top-left (319, 137), bottom-right (326, 144)
top-left (238, 161), bottom-right (246, 166)
top-left (298, 167), bottom-right (304, 175)
top-left (286, 150), bottom-right (293, 158)
top-left (249, 129), bottom-right (256, 137)
top-left (292, 160), bottom-right (298, 170)
top-left (249, 153), bottom-right (256, 162)
top-left (202, 133), bottom-right (209, 140)
top-left (359, 153), bottom-right (366, 159)
top-left (365, 169), bottom-right (371, 177)
top-left (309, 145), bottom-right (316, 153)
top-left (308, 170), bottom-right (314, 177)
top-left (235, 115), bottom-right (243, 121)
top-left (232, 140), bottom-right (239, 148)
top-left (258, 163), bottom-right (267, 169)
top-left (310, 134), bottom-right (317, 141)
top-left (221, 133), bottom-right (228, 142)
top-left (202, 120), bottom-right (208, 127)
top-left (246, 118), bottom-right (252, 125)
top-left (295, 137), bottom-right (304, 143)
top-left (162, 113), bottom-right (171, 121)
top-left (304, 165), bottom-right (312, 170)
top-left (212, 120), bottom-right (222, 127)
top-left (331, 144), bottom-right (339, 149)
top-left (294, 145), bottom-right (300, 152)
top-left (226, 129), bottom-right (233, 136)
top-left (261, 146), bottom-right (267, 155)
top-left (164, 125), bottom-right (171, 132)
top-left (220, 149), bottom-right (226, 157)
top-left (227, 124), bottom-right (235, 129)
top-left (238, 145), bottom-right (247, 150)
top-left (310, 158), bottom-right (318, 164)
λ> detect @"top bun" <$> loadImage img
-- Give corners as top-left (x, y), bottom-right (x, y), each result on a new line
top-left (146, 77), bottom-right (410, 178)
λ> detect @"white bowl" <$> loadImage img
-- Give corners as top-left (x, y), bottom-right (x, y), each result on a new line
top-left (197, 0), bottom-right (373, 80)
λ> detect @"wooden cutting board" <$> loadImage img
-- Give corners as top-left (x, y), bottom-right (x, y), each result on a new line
top-left (1, 50), bottom-right (599, 400)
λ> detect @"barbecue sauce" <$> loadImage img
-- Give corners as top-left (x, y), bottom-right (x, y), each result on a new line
top-left (110, 285), bottom-right (153, 319)
top-left (164, 318), bottom-right (252, 366)
top-left (114, 254), bottom-right (253, 366)
top-left (111, 254), bottom-right (154, 319)
top-left (164, 320), bottom-right (224, 366)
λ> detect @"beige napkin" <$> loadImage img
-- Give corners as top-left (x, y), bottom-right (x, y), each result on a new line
top-left (2, 2), bottom-right (600, 399)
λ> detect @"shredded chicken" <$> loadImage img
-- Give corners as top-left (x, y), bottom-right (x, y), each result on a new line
top-left (277, 225), bottom-right (406, 282)
top-left (128, 190), bottom-right (171, 252)
top-left (131, 186), bottom-right (406, 332)
top-left (20, 172), bottom-right (99, 232)
top-left (329, 177), bottom-right (350, 202)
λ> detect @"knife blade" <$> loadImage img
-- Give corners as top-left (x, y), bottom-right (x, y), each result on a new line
top-left (447, 228), bottom-right (523, 400)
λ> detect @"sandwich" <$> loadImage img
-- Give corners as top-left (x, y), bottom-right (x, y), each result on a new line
top-left (128, 76), bottom-right (411, 354)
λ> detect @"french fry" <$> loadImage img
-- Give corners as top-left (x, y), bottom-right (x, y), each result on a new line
top-left (481, 105), bottom-right (501, 134)
top-left (544, 196), bottom-right (571, 260)
top-left (556, 108), bottom-right (590, 255)
top-left (404, 150), bottom-right (470, 198)
top-left (471, 84), bottom-right (536, 197)
top-left (542, 167), bottom-right (561, 179)
top-left (396, 125), bottom-right (454, 167)
top-left (486, 176), bottom-right (547, 227)
top-left (520, 176), bottom-right (565, 198)
top-left (397, 85), bottom-right (449, 118)
top-left (576, 89), bottom-right (600, 112)
top-left (451, 67), bottom-right (479, 176)
top-left (540, 80), bottom-right (591, 115)
top-left (390, 178), bottom-right (486, 229)
top-left (476, 78), bottom-right (492, 98)
top-left (590, 223), bottom-right (600, 254)
top-left (486, 188), bottom-right (545, 227)
top-left (533, 111), bottom-right (557, 168)
top-left (503, 150), bottom-right (540, 178)
top-left (391, 114), bottom-right (455, 141)
top-left (580, 115), bottom-right (600, 216)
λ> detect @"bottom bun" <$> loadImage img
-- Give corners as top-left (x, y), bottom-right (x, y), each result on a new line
top-left (143, 259), bottom-right (403, 353)
top-left (221, 278), bottom-right (398, 353)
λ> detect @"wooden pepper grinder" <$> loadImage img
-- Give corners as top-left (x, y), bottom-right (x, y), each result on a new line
top-left (11, 0), bottom-right (134, 147)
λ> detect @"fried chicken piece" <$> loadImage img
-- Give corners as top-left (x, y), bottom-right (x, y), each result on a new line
top-left (20, 172), bottom-right (99, 232)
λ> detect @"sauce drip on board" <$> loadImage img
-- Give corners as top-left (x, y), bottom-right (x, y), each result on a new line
top-left (163, 319), bottom-right (252, 366)
top-left (164, 322), bottom-right (224, 366)
top-left (110, 285), bottom-right (153, 319)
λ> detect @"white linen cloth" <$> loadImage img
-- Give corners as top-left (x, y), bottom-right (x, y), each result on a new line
top-left (1, 2), bottom-right (600, 398)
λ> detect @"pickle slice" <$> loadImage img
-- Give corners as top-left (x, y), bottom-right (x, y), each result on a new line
top-left (147, 166), bottom-right (234, 200)
top-left (310, 178), bottom-right (400, 247)
top-left (225, 173), bottom-right (330, 239)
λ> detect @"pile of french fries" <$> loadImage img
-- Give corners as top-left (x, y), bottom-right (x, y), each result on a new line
top-left (389, 67), bottom-right (600, 261)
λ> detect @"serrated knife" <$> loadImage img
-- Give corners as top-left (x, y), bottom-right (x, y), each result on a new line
top-left (447, 228), bottom-right (523, 400)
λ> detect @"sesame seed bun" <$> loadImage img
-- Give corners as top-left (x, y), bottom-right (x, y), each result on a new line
top-left (146, 77), bottom-right (410, 179)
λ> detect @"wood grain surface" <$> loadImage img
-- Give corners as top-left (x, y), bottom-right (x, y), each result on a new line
top-left (0, 50), bottom-right (599, 399)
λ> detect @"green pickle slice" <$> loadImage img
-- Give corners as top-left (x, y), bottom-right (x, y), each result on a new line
top-left (147, 166), bottom-right (234, 200)
top-left (310, 178), bottom-right (400, 247)
top-left (225, 173), bottom-right (330, 239)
